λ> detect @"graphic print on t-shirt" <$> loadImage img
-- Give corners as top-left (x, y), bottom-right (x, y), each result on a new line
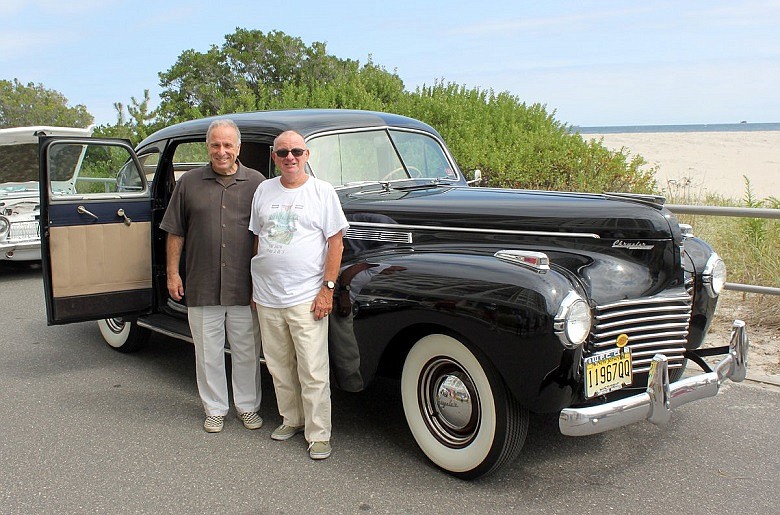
top-left (267, 204), bottom-right (299, 245)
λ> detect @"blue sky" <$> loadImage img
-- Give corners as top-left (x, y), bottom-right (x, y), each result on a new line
top-left (1, 0), bottom-right (778, 127)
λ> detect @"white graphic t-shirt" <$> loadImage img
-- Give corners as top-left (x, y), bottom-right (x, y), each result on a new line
top-left (249, 176), bottom-right (349, 308)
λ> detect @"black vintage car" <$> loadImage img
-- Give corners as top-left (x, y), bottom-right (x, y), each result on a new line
top-left (38, 109), bottom-right (748, 479)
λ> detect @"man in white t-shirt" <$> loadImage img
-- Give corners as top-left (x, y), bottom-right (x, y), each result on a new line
top-left (249, 130), bottom-right (349, 460)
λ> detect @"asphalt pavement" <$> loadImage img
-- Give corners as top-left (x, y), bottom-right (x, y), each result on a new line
top-left (1, 262), bottom-right (779, 514)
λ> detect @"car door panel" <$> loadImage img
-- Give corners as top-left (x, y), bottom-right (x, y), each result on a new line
top-left (39, 137), bottom-right (153, 324)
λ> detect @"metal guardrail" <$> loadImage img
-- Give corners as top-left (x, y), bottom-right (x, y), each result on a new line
top-left (76, 176), bottom-right (116, 193)
top-left (666, 204), bottom-right (780, 220)
top-left (667, 204), bottom-right (780, 296)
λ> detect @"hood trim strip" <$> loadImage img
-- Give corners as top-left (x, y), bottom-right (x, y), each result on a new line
top-left (347, 220), bottom-right (600, 240)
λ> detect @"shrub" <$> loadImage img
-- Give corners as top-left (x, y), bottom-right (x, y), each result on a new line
top-left (393, 81), bottom-right (655, 194)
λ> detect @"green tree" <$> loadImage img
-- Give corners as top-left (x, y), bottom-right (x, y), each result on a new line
top-left (393, 81), bottom-right (655, 193)
top-left (157, 29), bottom-right (404, 122)
top-left (154, 28), bottom-right (654, 194)
top-left (94, 89), bottom-right (159, 146)
top-left (0, 78), bottom-right (93, 128)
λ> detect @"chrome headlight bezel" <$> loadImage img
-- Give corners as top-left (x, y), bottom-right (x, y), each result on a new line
top-left (0, 216), bottom-right (10, 240)
top-left (702, 252), bottom-right (726, 298)
top-left (553, 291), bottom-right (592, 349)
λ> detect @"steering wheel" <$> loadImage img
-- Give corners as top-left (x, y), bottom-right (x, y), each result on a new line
top-left (381, 166), bottom-right (423, 181)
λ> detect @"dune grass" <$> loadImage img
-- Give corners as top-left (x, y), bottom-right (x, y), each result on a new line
top-left (663, 177), bottom-right (780, 330)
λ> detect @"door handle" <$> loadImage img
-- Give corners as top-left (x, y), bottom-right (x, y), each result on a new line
top-left (77, 205), bottom-right (99, 220)
top-left (117, 209), bottom-right (132, 226)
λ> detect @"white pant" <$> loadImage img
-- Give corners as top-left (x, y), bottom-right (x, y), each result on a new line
top-left (256, 302), bottom-right (331, 442)
top-left (188, 305), bottom-right (262, 416)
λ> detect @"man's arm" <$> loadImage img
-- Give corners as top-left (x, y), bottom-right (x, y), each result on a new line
top-left (251, 235), bottom-right (259, 310)
top-left (311, 231), bottom-right (344, 320)
top-left (166, 233), bottom-right (185, 301)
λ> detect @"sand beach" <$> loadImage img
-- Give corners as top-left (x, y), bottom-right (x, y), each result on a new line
top-left (584, 131), bottom-right (780, 201)
top-left (587, 129), bottom-right (780, 381)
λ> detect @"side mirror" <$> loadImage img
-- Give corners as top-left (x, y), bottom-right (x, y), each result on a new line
top-left (467, 169), bottom-right (482, 186)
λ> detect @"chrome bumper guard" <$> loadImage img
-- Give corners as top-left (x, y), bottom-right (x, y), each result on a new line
top-left (559, 320), bottom-right (749, 437)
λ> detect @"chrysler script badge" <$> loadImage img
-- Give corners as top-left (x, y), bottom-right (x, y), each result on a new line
top-left (612, 240), bottom-right (655, 250)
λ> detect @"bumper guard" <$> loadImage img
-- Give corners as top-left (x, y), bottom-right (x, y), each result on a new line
top-left (559, 320), bottom-right (749, 436)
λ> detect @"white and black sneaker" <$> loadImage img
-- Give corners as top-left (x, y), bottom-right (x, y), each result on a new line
top-left (237, 411), bottom-right (263, 430)
top-left (204, 415), bottom-right (225, 433)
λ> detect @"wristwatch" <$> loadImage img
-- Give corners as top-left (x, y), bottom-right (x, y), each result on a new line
top-left (323, 280), bottom-right (336, 290)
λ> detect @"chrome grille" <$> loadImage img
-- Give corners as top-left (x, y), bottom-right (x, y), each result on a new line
top-left (590, 290), bottom-right (692, 374)
top-left (8, 221), bottom-right (39, 243)
top-left (345, 227), bottom-right (412, 244)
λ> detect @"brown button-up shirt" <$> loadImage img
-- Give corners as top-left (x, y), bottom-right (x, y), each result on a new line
top-left (160, 161), bottom-right (265, 307)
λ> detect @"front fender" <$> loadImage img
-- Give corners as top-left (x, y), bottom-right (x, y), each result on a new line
top-left (331, 250), bottom-right (586, 412)
top-left (682, 236), bottom-right (721, 348)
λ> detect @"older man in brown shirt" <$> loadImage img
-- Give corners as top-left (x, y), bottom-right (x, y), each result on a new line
top-left (161, 119), bottom-right (265, 433)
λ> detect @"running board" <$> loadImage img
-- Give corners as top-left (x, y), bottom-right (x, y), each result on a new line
top-left (137, 314), bottom-right (193, 344)
top-left (136, 313), bottom-right (266, 363)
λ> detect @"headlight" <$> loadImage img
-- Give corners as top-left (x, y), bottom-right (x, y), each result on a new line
top-left (554, 291), bottom-right (592, 349)
top-left (702, 253), bottom-right (727, 297)
top-left (0, 216), bottom-right (9, 240)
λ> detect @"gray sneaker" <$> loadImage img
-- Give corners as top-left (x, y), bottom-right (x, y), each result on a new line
top-left (204, 415), bottom-right (225, 433)
top-left (270, 424), bottom-right (304, 441)
top-left (308, 441), bottom-right (332, 460)
top-left (237, 411), bottom-right (263, 430)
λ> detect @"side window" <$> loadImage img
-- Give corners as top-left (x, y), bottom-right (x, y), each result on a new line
top-left (47, 141), bottom-right (146, 198)
top-left (172, 141), bottom-right (209, 181)
top-left (139, 151), bottom-right (160, 185)
top-left (167, 139), bottom-right (273, 182)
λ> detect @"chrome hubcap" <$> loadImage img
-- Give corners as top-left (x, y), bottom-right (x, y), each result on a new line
top-left (105, 317), bottom-right (126, 334)
top-left (419, 357), bottom-right (480, 448)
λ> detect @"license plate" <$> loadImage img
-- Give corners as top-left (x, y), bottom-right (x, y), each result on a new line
top-left (584, 348), bottom-right (632, 398)
top-left (9, 221), bottom-right (40, 242)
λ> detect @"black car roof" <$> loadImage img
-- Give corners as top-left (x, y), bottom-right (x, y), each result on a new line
top-left (138, 109), bottom-right (441, 147)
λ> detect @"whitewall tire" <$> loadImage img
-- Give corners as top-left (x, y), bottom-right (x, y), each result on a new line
top-left (401, 334), bottom-right (528, 479)
top-left (97, 318), bottom-right (150, 353)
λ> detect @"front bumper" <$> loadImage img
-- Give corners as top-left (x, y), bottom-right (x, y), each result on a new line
top-left (0, 240), bottom-right (41, 261)
top-left (559, 320), bottom-right (749, 436)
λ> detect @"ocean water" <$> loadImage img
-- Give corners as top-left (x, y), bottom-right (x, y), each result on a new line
top-left (573, 122), bottom-right (780, 134)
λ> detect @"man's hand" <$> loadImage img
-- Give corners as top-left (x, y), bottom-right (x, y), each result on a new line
top-left (311, 286), bottom-right (334, 320)
top-left (167, 272), bottom-right (184, 301)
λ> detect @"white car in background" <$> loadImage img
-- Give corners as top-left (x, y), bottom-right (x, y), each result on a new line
top-left (0, 125), bottom-right (93, 260)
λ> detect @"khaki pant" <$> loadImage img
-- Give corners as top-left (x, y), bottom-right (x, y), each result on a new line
top-left (256, 302), bottom-right (331, 442)
top-left (188, 305), bottom-right (263, 417)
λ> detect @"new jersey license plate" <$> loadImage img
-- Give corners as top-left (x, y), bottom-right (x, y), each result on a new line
top-left (584, 348), bottom-right (632, 398)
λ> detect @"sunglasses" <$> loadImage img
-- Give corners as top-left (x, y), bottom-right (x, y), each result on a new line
top-left (273, 148), bottom-right (306, 158)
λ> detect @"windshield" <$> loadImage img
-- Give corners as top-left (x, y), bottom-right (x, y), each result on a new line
top-left (306, 129), bottom-right (458, 186)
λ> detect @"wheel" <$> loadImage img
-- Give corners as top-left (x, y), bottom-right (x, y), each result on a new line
top-left (401, 334), bottom-right (529, 479)
top-left (97, 318), bottom-right (150, 353)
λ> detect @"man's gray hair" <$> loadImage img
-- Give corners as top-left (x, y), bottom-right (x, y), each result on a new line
top-left (207, 118), bottom-right (241, 144)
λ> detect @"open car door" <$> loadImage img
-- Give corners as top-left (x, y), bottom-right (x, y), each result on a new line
top-left (39, 137), bottom-right (152, 324)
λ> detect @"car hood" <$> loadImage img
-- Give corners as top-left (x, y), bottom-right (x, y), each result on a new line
top-left (340, 185), bottom-right (676, 241)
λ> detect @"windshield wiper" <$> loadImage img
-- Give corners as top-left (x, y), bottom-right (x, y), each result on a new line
top-left (390, 178), bottom-right (445, 191)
